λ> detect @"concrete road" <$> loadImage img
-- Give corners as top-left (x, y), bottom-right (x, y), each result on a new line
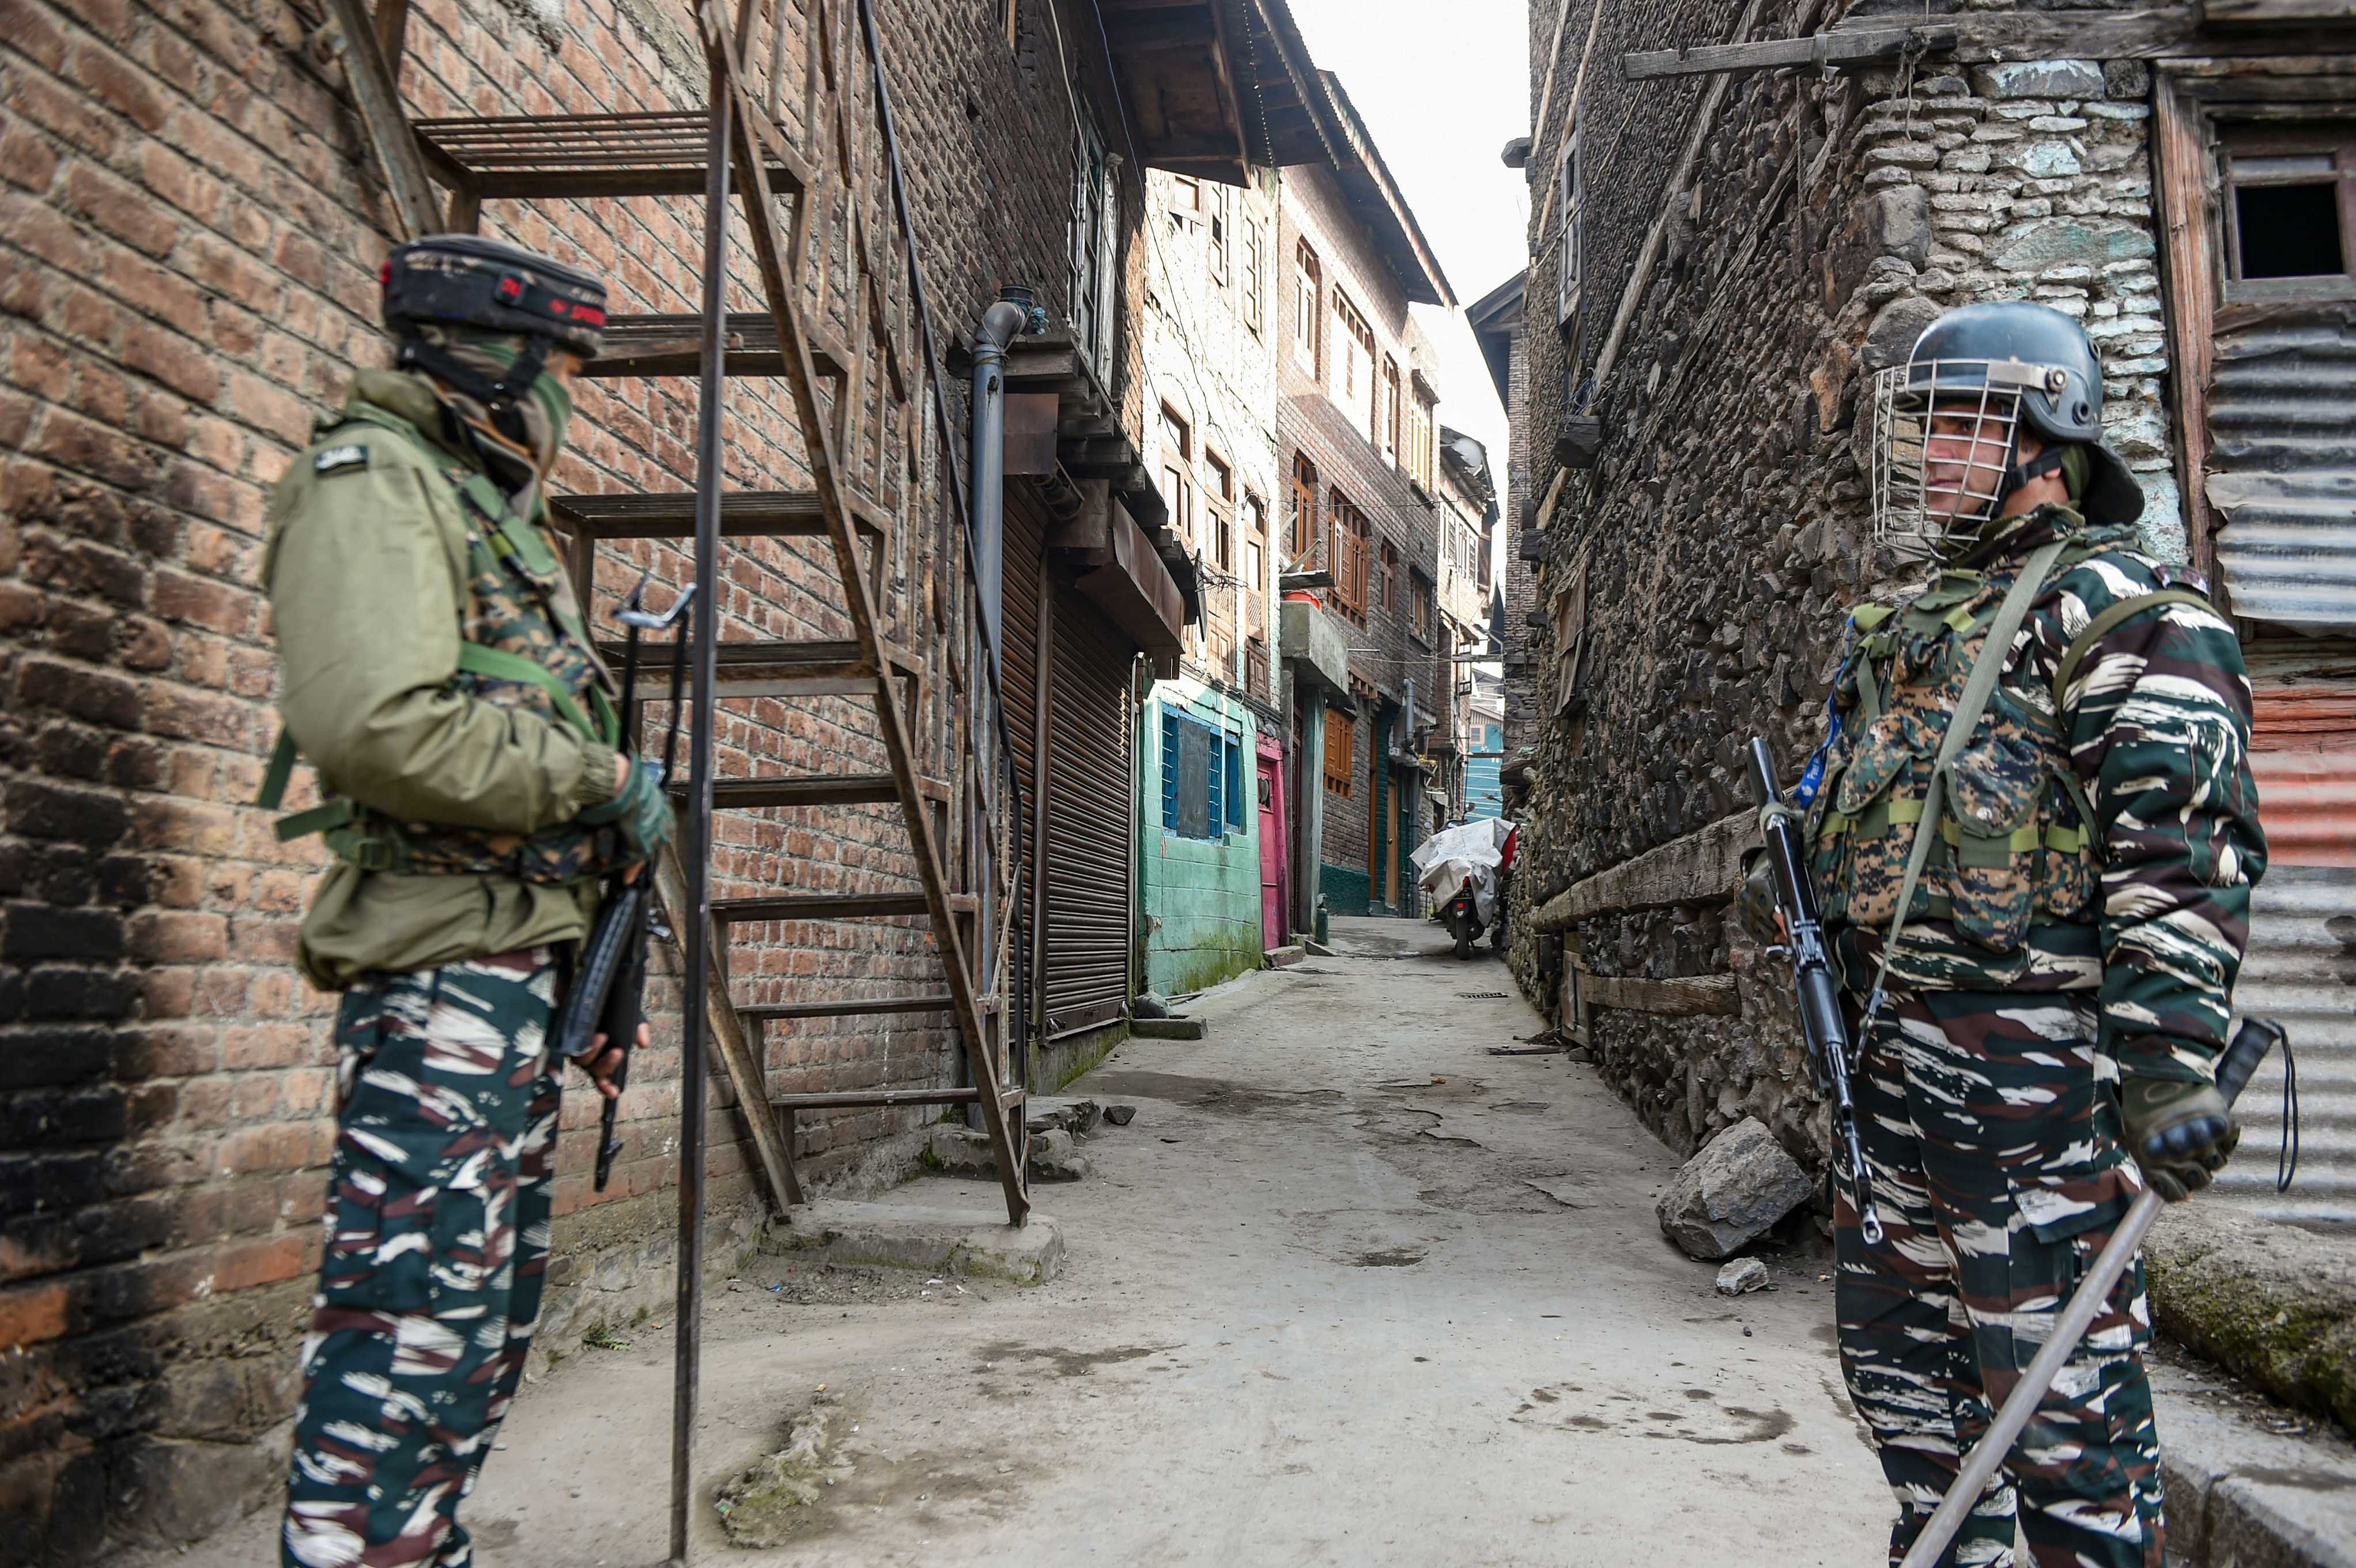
top-left (168, 916), bottom-right (1890, 1566)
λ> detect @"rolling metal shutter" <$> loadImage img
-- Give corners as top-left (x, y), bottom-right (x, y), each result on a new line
top-left (1043, 588), bottom-right (1134, 1037)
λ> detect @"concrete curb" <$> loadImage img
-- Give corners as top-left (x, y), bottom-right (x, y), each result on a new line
top-left (2146, 1204), bottom-right (2356, 1435)
top-left (2154, 1358), bottom-right (2356, 1567)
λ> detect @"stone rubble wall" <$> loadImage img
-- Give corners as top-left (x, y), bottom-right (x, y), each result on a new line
top-left (1505, 0), bottom-right (2181, 1165)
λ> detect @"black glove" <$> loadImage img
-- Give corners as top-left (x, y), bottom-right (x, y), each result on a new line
top-left (577, 759), bottom-right (675, 863)
top-left (2121, 1074), bottom-right (2238, 1202)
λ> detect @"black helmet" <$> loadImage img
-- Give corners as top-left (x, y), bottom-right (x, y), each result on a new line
top-left (380, 234), bottom-right (607, 360)
top-left (1898, 301), bottom-right (2142, 526)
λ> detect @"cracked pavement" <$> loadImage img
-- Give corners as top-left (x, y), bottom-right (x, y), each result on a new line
top-left (160, 917), bottom-right (1889, 1566)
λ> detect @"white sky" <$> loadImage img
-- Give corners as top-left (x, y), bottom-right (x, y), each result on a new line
top-left (1288, 0), bottom-right (1531, 529)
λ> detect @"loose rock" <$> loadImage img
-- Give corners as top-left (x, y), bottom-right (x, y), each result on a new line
top-left (1102, 1104), bottom-right (1138, 1127)
top-left (1716, 1257), bottom-right (1769, 1296)
top-left (1655, 1117), bottom-right (1814, 1260)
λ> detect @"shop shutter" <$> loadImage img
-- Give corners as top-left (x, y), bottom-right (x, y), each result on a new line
top-left (1043, 589), bottom-right (1135, 1037)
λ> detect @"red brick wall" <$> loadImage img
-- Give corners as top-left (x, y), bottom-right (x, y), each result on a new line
top-left (0, 0), bottom-right (1146, 1557)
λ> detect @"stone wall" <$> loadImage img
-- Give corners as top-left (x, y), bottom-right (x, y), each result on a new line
top-left (1506, 0), bottom-right (2184, 1162)
top-left (0, 0), bottom-right (1147, 1556)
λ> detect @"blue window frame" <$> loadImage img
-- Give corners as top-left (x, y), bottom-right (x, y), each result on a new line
top-left (1161, 707), bottom-right (1244, 841)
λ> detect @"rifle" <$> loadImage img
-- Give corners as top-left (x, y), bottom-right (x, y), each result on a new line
top-left (1900, 1015), bottom-right (2286, 1567)
top-left (552, 575), bottom-right (694, 1192)
top-left (1746, 738), bottom-right (1883, 1244)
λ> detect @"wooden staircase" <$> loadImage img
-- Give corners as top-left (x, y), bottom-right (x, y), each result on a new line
top-left (320, 0), bottom-right (1034, 1260)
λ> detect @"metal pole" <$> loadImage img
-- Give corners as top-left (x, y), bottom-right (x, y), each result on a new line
top-left (669, 64), bottom-right (732, 1568)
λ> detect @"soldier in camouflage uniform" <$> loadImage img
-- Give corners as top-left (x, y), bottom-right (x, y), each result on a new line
top-left (260, 236), bottom-right (675, 1568)
top-left (1796, 303), bottom-right (2264, 1566)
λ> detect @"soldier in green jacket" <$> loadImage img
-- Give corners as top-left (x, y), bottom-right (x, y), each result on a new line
top-left (1799, 303), bottom-right (2264, 1567)
top-left (263, 236), bottom-right (674, 1568)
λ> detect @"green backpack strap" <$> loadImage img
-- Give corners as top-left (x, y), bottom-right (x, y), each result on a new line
top-left (1848, 605), bottom-right (1894, 726)
top-left (456, 643), bottom-right (611, 744)
top-left (1862, 537), bottom-right (2071, 1020)
top-left (2051, 588), bottom-right (2216, 710)
top-left (255, 728), bottom-right (362, 842)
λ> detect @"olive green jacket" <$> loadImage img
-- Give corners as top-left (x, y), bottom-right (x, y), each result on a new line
top-left (264, 369), bottom-right (620, 989)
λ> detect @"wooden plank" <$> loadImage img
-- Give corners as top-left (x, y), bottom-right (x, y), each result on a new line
top-left (652, 840), bottom-right (805, 1210)
top-left (715, 892), bottom-right (932, 921)
top-left (2201, 0), bottom-right (2356, 19)
top-left (1530, 810), bottom-right (1756, 932)
top-left (2152, 72), bottom-right (2223, 590)
top-left (773, 1087), bottom-right (981, 1109)
top-left (1583, 972), bottom-right (1741, 1017)
top-left (320, 0), bottom-right (442, 239)
top-left (1623, 24), bottom-right (1952, 81)
top-left (742, 994), bottom-right (954, 1020)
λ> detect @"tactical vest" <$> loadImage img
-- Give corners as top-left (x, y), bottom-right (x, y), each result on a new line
top-left (1801, 528), bottom-right (2206, 958)
top-left (260, 405), bottom-right (630, 884)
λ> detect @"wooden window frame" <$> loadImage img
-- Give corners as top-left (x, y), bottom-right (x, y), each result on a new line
top-left (1383, 357), bottom-right (1402, 464)
top-left (1160, 402), bottom-right (1196, 555)
top-left (1242, 214), bottom-right (1265, 337)
top-left (1208, 185), bottom-right (1230, 284)
top-left (1323, 705), bottom-right (1356, 799)
top-left (1378, 540), bottom-right (1398, 615)
top-left (1289, 451), bottom-right (1318, 561)
top-left (2220, 124), bottom-right (2356, 304)
top-left (1206, 448), bottom-right (1234, 570)
top-left (1329, 490), bottom-right (1370, 622)
top-left (1293, 240), bottom-right (1322, 371)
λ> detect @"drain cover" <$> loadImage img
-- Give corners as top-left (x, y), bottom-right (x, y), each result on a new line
top-left (1458, 991), bottom-right (1508, 999)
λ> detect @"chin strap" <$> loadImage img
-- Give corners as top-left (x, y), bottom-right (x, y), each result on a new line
top-left (396, 334), bottom-right (551, 451)
top-left (1996, 444), bottom-right (2066, 508)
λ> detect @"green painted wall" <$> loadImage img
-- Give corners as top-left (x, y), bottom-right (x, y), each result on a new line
top-left (1138, 681), bottom-right (1264, 995)
top-left (1320, 863), bottom-right (1371, 916)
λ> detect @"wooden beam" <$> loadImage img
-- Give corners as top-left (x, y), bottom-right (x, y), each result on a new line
top-left (1583, 972), bottom-right (1742, 1017)
top-left (2152, 71), bottom-right (2222, 589)
top-left (320, 0), bottom-right (441, 240)
top-left (1530, 810), bottom-right (1754, 932)
top-left (1622, 24), bottom-right (1954, 81)
top-left (652, 840), bottom-right (805, 1211)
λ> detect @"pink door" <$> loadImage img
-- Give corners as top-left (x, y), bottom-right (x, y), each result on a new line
top-left (1257, 755), bottom-right (1285, 947)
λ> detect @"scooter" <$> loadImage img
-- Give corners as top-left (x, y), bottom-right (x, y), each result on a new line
top-left (1442, 875), bottom-right (1486, 958)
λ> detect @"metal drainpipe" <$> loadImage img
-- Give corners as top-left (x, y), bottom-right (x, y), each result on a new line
top-left (969, 286), bottom-right (1033, 687)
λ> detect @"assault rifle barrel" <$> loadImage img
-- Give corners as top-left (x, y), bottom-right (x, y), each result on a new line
top-left (1746, 738), bottom-right (1883, 1245)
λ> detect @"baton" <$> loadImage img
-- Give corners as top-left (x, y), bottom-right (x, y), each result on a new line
top-left (1898, 1016), bottom-right (2286, 1568)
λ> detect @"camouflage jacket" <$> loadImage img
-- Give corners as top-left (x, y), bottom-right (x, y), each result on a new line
top-left (263, 371), bottom-right (626, 988)
top-left (1804, 503), bottom-right (2267, 1085)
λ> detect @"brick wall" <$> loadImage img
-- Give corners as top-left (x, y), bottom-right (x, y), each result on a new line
top-left (0, 0), bottom-right (1147, 1557)
top-left (1503, 0), bottom-right (2184, 1159)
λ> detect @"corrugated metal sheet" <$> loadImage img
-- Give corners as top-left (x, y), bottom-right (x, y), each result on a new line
top-left (2251, 749), bottom-right (2356, 868)
top-left (2219, 866), bottom-right (2356, 1228)
top-left (2207, 307), bottom-right (2356, 630)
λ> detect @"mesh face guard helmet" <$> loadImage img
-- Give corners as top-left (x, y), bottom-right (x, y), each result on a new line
top-left (1870, 300), bottom-right (2143, 557)
top-left (380, 234), bottom-right (608, 447)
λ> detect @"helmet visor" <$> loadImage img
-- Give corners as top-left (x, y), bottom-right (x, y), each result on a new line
top-left (1871, 358), bottom-right (2048, 557)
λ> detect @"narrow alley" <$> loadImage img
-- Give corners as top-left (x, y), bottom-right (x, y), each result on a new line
top-left (138, 920), bottom-right (1889, 1567)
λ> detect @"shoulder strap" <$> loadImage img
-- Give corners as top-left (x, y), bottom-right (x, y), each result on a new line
top-left (2052, 588), bottom-right (2215, 710)
top-left (258, 730), bottom-right (299, 810)
top-left (1862, 537), bottom-right (2071, 1022)
top-left (456, 642), bottom-right (606, 742)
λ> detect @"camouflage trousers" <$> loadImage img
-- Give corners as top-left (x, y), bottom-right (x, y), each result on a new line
top-left (282, 949), bottom-right (562, 1568)
top-left (1835, 989), bottom-right (2163, 1568)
